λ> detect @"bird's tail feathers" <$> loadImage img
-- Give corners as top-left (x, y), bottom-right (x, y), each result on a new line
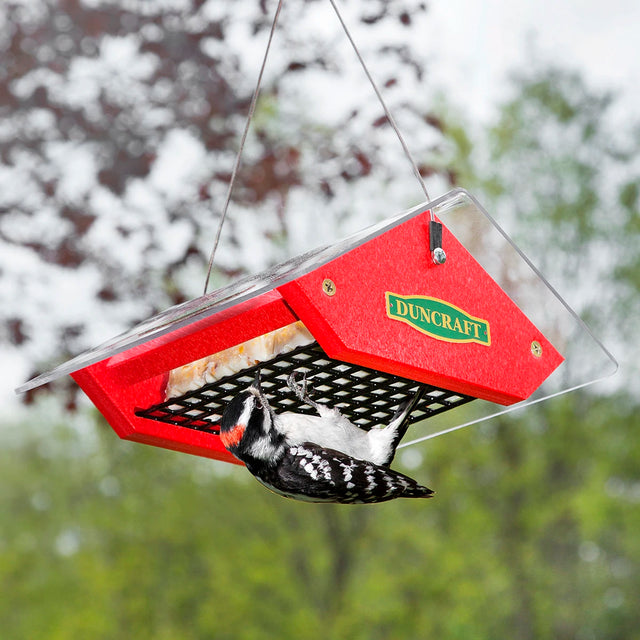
top-left (382, 387), bottom-right (426, 466)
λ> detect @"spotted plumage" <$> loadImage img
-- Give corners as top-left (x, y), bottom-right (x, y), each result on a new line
top-left (219, 372), bottom-right (434, 504)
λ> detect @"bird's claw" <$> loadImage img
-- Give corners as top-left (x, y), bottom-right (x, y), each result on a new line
top-left (287, 370), bottom-right (313, 404)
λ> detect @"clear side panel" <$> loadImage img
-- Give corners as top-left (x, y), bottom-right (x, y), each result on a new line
top-left (15, 194), bottom-right (443, 393)
top-left (399, 189), bottom-right (618, 448)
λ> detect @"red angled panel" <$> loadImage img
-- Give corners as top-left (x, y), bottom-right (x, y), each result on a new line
top-left (72, 290), bottom-right (297, 464)
top-left (107, 289), bottom-right (296, 385)
top-left (277, 210), bottom-right (563, 405)
top-left (72, 363), bottom-right (236, 462)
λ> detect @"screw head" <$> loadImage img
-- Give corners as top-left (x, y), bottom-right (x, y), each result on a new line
top-left (531, 341), bottom-right (543, 358)
top-left (432, 248), bottom-right (447, 265)
top-left (322, 278), bottom-right (336, 296)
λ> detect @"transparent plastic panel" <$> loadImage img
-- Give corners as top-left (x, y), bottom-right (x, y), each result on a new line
top-left (398, 189), bottom-right (618, 448)
top-left (16, 188), bottom-right (617, 419)
top-left (14, 198), bottom-right (430, 393)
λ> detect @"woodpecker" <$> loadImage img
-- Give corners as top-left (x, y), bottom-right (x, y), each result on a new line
top-left (219, 371), bottom-right (434, 504)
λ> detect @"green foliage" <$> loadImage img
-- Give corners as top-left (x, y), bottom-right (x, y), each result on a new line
top-left (2, 393), bottom-right (639, 639)
top-left (487, 67), bottom-right (617, 259)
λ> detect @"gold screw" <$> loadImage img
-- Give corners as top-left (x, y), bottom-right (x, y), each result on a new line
top-left (531, 341), bottom-right (543, 358)
top-left (322, 278), bottom-right (336, 296)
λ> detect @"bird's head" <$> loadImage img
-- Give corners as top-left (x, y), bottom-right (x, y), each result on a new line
top-left (220, 372), bottom-right (279, 461)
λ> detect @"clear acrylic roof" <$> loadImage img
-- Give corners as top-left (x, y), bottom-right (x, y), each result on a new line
top-left (16, 191), bottom-right (437, 393)
top-left (17, 187), bottom-right (618, 439)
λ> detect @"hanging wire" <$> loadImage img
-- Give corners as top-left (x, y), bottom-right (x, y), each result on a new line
top-left (326, 0), bottom-right (434, 215)
top-left (203, 0), bottom-right (286, 295)
top-left (204, 0), bottom-right (438, 294)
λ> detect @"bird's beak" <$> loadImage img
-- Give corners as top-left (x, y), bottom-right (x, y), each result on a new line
top-left (251, 369), bottom-right (266, 406)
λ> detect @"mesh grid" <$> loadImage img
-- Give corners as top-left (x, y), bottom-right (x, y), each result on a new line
top-left (135, 343), bottom-right (474, 435)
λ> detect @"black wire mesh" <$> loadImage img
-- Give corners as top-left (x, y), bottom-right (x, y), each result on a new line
top-left (135, 343), bottom-right (475, 435)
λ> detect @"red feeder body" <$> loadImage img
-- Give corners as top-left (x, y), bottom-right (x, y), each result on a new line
top-left (66, 199), bottom-right (562, 465)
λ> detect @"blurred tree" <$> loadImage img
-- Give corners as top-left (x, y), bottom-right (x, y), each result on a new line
top-left (451, 66), bottom-right (638, 355)
top-left (431, 63), bottom-right (640, 639)
top-left (1, 0), bottom-right (441, 397)
top-left (1, 392), bottom-right (639, 638)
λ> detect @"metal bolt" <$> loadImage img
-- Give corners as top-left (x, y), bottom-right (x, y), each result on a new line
top-left (322, 278), bottom-right (336, 296)
top-left (432, 247), bottom-right (447, 265)
top-left (531, 340), bottom-right (543, 358)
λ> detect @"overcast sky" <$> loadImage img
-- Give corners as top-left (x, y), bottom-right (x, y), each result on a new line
top-left (427, 0), bottom-right (640, 122)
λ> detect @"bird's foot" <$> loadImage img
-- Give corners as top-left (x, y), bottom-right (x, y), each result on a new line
top-left (287, 371), bottom-right (316, 407)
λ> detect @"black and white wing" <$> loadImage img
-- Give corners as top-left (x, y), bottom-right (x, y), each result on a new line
top-left (246, 442), bottom-right (434, 504)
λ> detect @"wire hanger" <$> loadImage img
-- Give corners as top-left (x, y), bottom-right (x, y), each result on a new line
top-left (203, 0), bottom-right (434, 295)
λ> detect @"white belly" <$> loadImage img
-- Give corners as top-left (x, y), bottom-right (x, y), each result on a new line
top-left (276, 409), bottom-right (391, 465)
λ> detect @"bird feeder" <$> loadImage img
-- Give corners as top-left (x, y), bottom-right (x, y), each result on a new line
top-left (17, 189), bottom-right (587, 465)
top-left (15, 0), bottom-right (618, 464)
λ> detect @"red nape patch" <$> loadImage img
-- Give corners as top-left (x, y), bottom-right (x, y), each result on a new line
top-left (220, 424), bottom-right (245, 450)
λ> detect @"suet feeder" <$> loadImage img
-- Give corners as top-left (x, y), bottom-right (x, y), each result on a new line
top-left (17, 189), bottom-right (595, 466)
top-left (15, 0), bottom-right (618, 467)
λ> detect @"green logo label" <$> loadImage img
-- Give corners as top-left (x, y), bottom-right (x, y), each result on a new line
top-left (385, 292), bottom-right (491, 346)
